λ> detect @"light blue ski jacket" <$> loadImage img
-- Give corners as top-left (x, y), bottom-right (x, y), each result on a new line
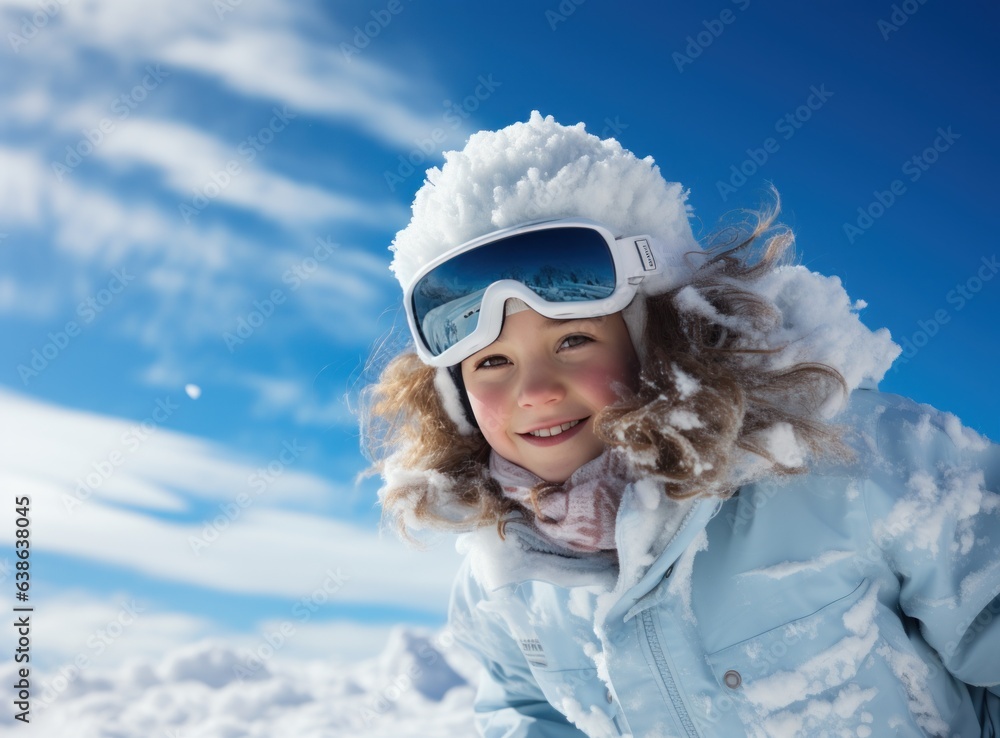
top-left (449, 390), bottom-right (1000, 737)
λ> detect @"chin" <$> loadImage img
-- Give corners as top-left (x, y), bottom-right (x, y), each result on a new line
top-left (529, 458), bottom-right (587, 484)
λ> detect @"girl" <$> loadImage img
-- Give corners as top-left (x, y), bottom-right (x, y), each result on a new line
top-left (363, 112), bottom-right (1000, 737)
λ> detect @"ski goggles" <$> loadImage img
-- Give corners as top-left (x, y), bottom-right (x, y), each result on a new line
top-left (404, 218), bottom-right (659, 366)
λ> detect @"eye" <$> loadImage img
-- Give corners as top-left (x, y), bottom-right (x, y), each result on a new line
top-left (559, 334), bottom-right (593, 350)
top-left (475, 355), bottom-right (510, 370)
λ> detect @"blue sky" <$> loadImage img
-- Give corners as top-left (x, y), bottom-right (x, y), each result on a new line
top-left (1, 0), bottom-right (998, 673)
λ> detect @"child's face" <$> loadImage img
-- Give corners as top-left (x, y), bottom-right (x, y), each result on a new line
top-left (460, 308), bottom-right (639, 483)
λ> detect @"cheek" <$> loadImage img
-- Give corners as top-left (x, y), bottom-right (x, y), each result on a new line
top-left (575, 359), bottom-right (637, 407)
top-left (467, 387), bottom-right (510, 435)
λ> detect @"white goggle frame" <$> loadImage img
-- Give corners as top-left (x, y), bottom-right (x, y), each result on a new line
top-left (404, 218), bottom-right (659, 366)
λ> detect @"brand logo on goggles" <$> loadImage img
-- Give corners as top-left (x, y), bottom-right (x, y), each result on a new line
top-left (635, 238), bottom-right (656, 271)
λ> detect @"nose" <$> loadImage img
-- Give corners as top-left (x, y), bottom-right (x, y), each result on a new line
top-left (517, 358), bottom-right (566, 408)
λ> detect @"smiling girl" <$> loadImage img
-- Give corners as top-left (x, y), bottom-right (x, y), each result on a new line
top-left (463, 308), bottom-right (638, 484)
top-left (363, 113), bottom-right (1000, 737)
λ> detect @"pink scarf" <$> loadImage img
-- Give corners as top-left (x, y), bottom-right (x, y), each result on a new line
top-left (490, 450), bottom-right (631, 552)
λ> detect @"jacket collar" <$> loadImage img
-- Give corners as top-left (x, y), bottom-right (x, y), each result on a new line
top-left (457, 479), bottom-right (721, 623)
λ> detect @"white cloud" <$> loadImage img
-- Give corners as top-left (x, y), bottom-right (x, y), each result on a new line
top-left (96, 117), bottom-right (405, 228)
top-left (1, 0), bottom-right (294, 62)
top-left (0, 274), bottom-right (60, 319)
top-left (2, 0), bottom-right (464, 150)
top-left (27, 590), bottom-right (214, 670)
top-left (0, 147), bottom-right (45, 224)
top-left (0, 620), bottom-right (478, 738)
top-left (0, 147), bottom-right (396, 353)
top-left (25, 489), bottom-right (461, 608)
top-left (158, 28), bottom-right (458, 149)
top-left (1, 86), bottom-right (54, 125)
top-left (202, 371), bottom-right (358, 428)
top-left (24, 590), bottom-right (406, 672)
top-left (271, 619), bottom-right (409, 666)
top-left (0, 388), bottom-right (336, 509)
top-left (0, 389), bottom-right (462, 608)
top-left (237, 373), bottom-right (347, 423)
top-left (49, 178), bottom-right (177, 262)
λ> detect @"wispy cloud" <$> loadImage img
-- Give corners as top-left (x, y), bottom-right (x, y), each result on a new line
top-left (0, 390), bottom-right (461, 608)
top-left (0, 147), bottom-right (45, 224)
top-left (0, 389), bottom-right (334, 509)
top-left (26, 588), bottom-right (411, 670)
top-left (0, 274), bottom-right (60, 319)
top-left (2, 0), bottom-right (465, 149)
top-left (159, 28), bottom-right (457, 149)
top-left (234, 373), bottom-right (357, 427)
top-left (29, 590), bottom-right (215, 670)
top-left (29, 496), bottom-right (460, 607)
top-left (96, 117), bottom-right (405, 228)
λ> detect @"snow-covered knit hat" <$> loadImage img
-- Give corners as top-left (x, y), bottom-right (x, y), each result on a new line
top-left (391, 111), bottom-right (700, 301)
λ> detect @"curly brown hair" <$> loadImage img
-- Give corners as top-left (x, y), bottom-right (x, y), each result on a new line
top-left (360, 194), bottom-right (850, 540)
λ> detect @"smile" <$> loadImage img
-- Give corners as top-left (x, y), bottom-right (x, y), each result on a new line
top-left (526, 419), bottom-right (583, 438)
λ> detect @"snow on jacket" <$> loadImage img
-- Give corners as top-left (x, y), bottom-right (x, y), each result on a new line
top-left (448, 390), bottom-right (1000, 737)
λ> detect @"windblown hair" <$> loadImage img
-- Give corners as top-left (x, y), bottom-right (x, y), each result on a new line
top-left (360, 352), bottom-right (522, 538)
top-left (361, 194), bottom-right (850, 538)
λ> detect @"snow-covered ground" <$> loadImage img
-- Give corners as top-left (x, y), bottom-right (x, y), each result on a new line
top-left (0, 628), bottom-right (479, 737)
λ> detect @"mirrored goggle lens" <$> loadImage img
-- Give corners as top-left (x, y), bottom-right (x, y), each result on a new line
top-left (412, 227), bottom-right (617, 357)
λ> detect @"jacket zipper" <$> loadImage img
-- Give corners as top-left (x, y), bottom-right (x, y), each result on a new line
top-left (640, 609), bottom-right (700, 738)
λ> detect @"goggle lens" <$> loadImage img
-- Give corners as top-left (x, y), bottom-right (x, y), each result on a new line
top-left (412, 227), bottom-right (617, 357)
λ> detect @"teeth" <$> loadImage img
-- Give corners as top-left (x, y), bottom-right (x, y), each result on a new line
top-left (529, 419), bottom-right (581, 438)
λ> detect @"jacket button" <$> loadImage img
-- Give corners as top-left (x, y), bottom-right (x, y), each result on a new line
top-left (605, 687), bottom-right (614, 703)
top-left (723, 670), bottom-right (742, 689)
